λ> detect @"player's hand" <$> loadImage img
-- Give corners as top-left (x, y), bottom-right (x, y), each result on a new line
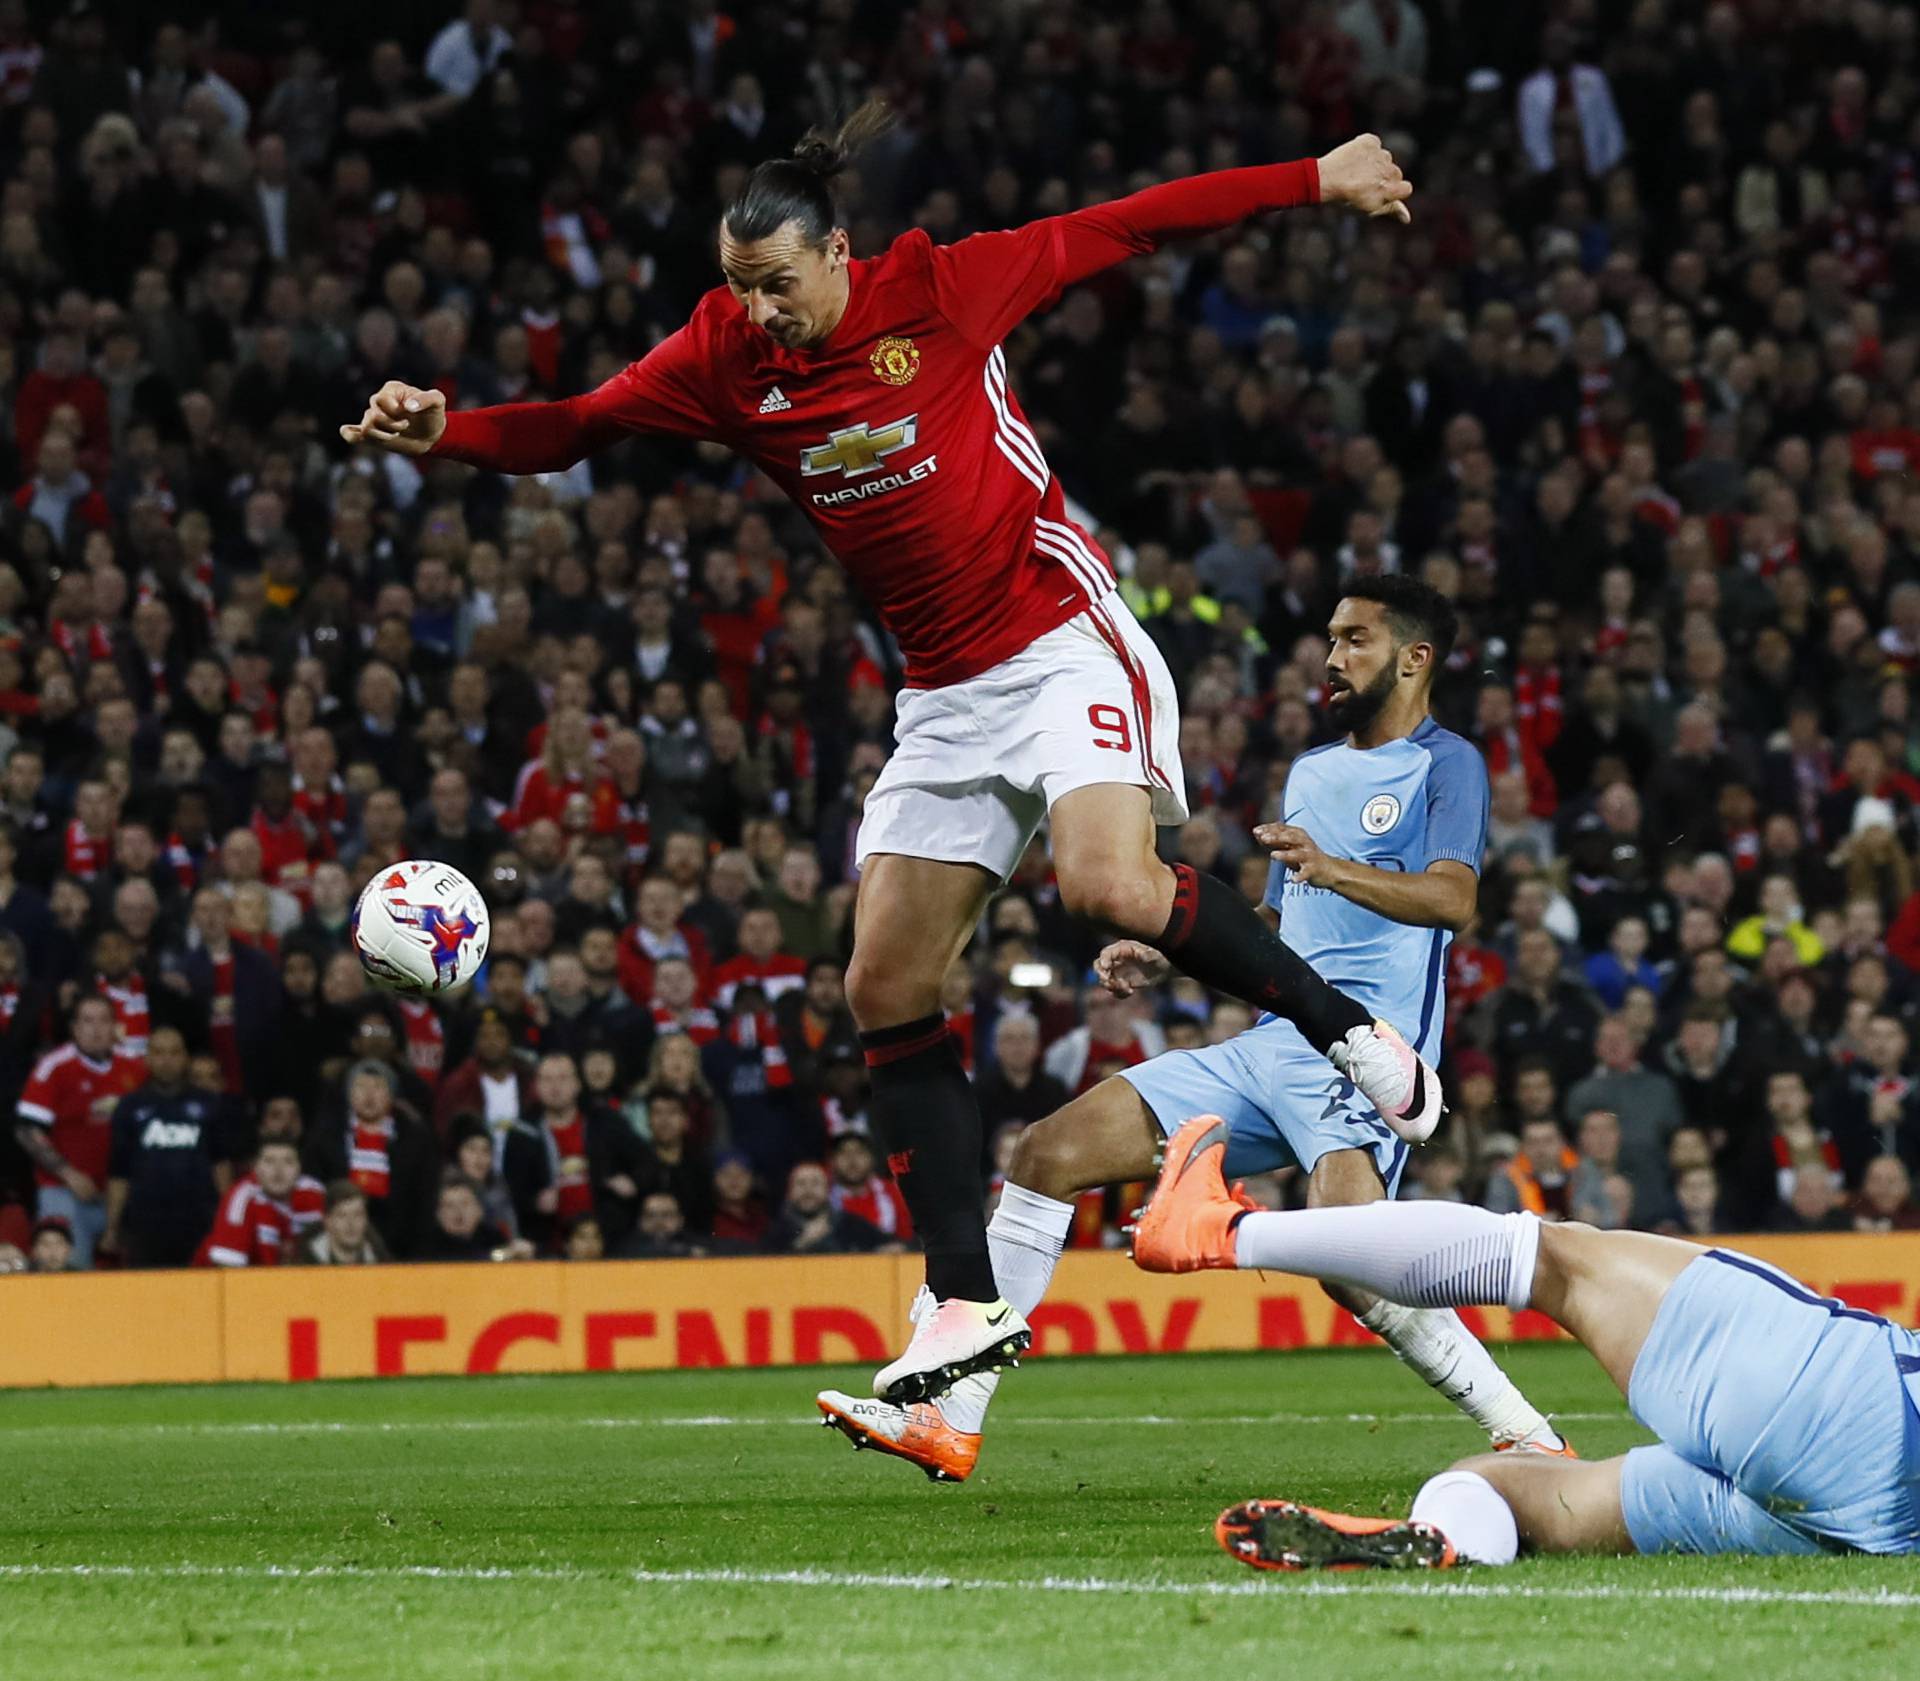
top-left (1316, 133), bottom-right (1412, 224)
top-left (339, 381), bottom-right (447, 455)
top-left (1094, 939), bottom-right (1172, 997)
top-left (1258, 823), bottom-right (1343, 888)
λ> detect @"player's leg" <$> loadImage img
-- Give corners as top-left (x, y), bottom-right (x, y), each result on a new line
top-left (1132, 1123), bottom-right (1698, 1397)
top-left (821, 1075), bottom-right (1183, 1477)
top-left (1304, 1146), bottom-right (1567, 1453)
top-left (1046, 782), bottom-right (1438, 1140)
top-left (846, 850), bottom-right (998, 1300)
top-left (845, 851), bottom-right (1040, 1403)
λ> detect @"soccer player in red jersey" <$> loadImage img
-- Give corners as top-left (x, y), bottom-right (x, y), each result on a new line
top-left (344, 106), bottom-right (1432, 1402)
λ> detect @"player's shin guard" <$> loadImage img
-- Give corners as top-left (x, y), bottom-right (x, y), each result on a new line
top-left (862, 1014), bottom-right (995, 1302)
top-left (1156, 863), bottom-right (1369, 1052)
top-left (1232, 1202), bottom-right (1542, 1314)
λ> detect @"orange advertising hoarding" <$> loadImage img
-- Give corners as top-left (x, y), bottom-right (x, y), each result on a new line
top-left (3, 1231), bottom-right (1920, 1390)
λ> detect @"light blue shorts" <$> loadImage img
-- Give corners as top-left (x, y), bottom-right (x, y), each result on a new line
top-left (1621, 1250), bottom-right (1920, 1556)
top-left (1118, 1021), bottom-right (1407, 1194)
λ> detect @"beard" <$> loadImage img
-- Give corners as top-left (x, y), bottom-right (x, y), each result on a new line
top-left (1326, 662), bottom-right (1397, 734)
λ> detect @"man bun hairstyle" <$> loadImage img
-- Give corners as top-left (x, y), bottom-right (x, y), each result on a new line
top-left (1340, 574), bottom-right (1459, 663)
top-left (722, 100), bottom-right (896, 246)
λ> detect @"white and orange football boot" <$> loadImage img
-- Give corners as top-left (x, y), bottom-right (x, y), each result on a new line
top-left (1215, 1499), bottom-right (1458, 1573)
top-left (1330, 1020), bottom-right (1444, 1144)
top-left (1126, 1115), bottom-right (1258, 1274)
top-left (871, 1284), bottom-right (1029, 1405)
top-left (816, 1390), bottom-right (981, 1483)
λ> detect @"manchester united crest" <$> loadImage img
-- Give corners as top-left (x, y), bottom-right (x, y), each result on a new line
top-left (869, 336), bottom-right (920, 386)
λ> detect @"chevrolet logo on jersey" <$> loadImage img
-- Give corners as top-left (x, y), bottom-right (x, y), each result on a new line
top-left (800, 415), bottom-right (919, 477)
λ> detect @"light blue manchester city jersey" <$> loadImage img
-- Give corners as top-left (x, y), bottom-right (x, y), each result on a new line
top-left (1262, 717), bottom-right (1489, 1061)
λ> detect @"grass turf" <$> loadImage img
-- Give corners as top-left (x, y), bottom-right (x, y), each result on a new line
top-left (3, 1343), bottom-right (1916, 1680)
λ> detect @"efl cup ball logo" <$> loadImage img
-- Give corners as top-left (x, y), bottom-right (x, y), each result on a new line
top-left (1361, 793), bottom-right (1401, 835)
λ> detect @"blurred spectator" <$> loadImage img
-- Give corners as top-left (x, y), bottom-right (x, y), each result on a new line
top-left (1568, 1107), bottom-right (1631, 1231)
top-left (976, 1011), bottom-right (1071, 1135)
top-left (14, 992), bottom-right (144, 1266)
top-left (763, 1161), bottom-right (892, 1255)
top-left (102, 1024), bottom-right (225, 1267)
top-left (434, 1008), bottom-right (533, 1140)
top-left (420, 1169), bottom-right (531, 1262)
top-left (614, 1190), bottom-right (700, 1259)
top-left (708, 1149), bottom-right (769, 1250)
top-left (1484, 1115), bottom-right (1576, 1218)
top-left (1566, 1015), bottom-right (1685, 1224)
top-left (826, 1131), bottom-right (912, 1243)
top-left (294, 1180), bottom-right (391, 1265)
top-left (28, 1215), bottom-right (74, 1273)
top-left (198, 1136), bottom-right (322, 1267)
top-left (324, 1061), bottom-right (436, 1260)
top-left (1853, 1156), bottom-right (1920, 1233)
top-left (632, 1088), bottom-right (708, 1241)
top-left (1481, 930), bottom-right (1601, 1093)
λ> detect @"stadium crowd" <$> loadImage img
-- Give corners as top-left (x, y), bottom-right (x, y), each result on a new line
top-left (4, 0), bottom-right (1920, 1276)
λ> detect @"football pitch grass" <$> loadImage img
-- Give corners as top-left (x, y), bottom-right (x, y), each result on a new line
top-left (5, 1344), bottom-right (1916, 1680)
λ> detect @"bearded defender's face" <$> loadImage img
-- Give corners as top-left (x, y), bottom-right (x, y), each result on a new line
top-left (1325, 598), bottom-right (1403, 734)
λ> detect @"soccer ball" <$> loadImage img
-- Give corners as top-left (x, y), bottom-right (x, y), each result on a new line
top-left (352, 860), bottom-right (490, 995)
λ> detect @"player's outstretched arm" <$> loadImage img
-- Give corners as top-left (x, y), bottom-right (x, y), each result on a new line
top-left (341, 332), bottom-right (713, 475)
top-left (927, 138), bottom-right (1412, 349)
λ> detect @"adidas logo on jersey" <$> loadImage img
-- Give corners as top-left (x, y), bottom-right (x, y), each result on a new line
top-left (758, 385), bottom-right (791, 414)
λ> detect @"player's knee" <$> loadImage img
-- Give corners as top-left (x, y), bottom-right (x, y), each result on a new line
top-left (1054, 858), bottom-right (1162, 934)
top-left (1007, 1115), bottom-right (1085, 1201)
top-left (843, 950), bottom-right (940, 1030)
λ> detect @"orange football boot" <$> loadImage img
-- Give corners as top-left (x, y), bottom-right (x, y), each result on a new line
top-left (1126, 1115), bottom-right (1257, 1273)
top-left (1215, 1499), bottom-right (1458, 1573)
top-left (816, 1389), bottom-right (981, 1483)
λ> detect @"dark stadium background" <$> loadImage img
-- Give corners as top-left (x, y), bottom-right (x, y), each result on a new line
top-left (1, 0), bottom-right (1919, 1276)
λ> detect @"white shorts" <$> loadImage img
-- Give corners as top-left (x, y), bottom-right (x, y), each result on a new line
top-left (856, 593), bottom-right (1189, 882)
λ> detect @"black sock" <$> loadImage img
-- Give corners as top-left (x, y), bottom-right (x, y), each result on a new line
top-left (1157, 863), bottom-right (1370, 1052)
top-left (860, 1014), bottom-right (996, 1302)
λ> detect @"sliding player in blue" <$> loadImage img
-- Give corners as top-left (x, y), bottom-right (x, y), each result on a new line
top-left (1133, 1114), bottom-right (1920, 1568)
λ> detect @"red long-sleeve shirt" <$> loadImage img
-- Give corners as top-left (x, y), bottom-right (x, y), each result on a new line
top-left (432, 163), bottom-right (1320, 686)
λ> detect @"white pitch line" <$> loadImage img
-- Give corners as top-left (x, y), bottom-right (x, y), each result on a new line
top-left (0, 1560), bottom-right (1912, 1612)
top-left (0, 1410), bottom-right (1629, 1438)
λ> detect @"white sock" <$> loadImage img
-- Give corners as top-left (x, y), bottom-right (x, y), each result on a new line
top-left (1358, 1299), bottom-right (1559, 1448)
top-left (939, 1184), bottom-right (1076, 1433)
top-left (1233, 1202), bottom-right (1540, 1314)
top-left (1410, 1469), bottom-right (1519, 1565)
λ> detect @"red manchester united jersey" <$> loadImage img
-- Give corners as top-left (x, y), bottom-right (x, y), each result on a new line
top-left (433, 162), bottom-right (1321, 687)
top-left (18, 1042), bottom-right (146, 1185)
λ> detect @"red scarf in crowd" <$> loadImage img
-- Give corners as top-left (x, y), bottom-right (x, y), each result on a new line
top-left (65, 819), bottom-right (107, 880)
top-left (650, 1001), bottom-right (719, 1046)
top-left (165, 831), bottom-right (206, 891)
top-left (51, 618), bottom-right (112, 666)
top-left (728, 1011), bottom-right (792, 1088)
top-left (1513, 663), bottom-right (1563, 755)
top-left (99, 970), bottom-right (149, 1055)
top-left (350, 1116), bottom-right (394, 1199)
top-left (545, 1110), bottom-right (593, 1220)
top-left (396, 997), bottom-right (445, 1092)
top-left (207, 946), bottom-right (241, 1092)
